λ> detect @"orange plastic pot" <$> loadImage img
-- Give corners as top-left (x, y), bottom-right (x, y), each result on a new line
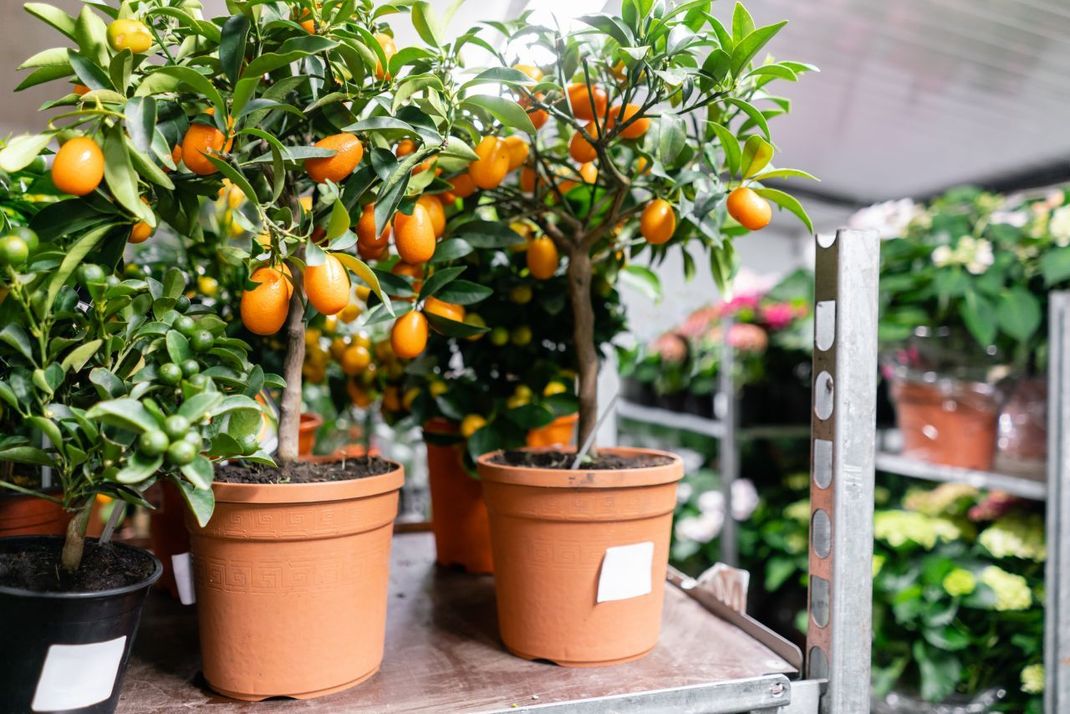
top-left (297, 412), bottom-right (323, 457)
top-left (0, 494), bottom-right (69, 537)
top-left (477, 447), bottom-right (684, 667)
top-left (149, 480), bottom-right (191, 599)
top-left (424, 419), bottom-right (493, 574)
top-left (526, 413), bottom-right (578, 448)
top-left (187, 463), bottom-right (404, 701)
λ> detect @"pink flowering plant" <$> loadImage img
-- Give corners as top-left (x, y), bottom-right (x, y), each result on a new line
top-left (619, 268), bottom-right (812, 405)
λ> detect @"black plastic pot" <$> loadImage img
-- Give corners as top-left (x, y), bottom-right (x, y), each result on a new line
top-left (0, 536), bottom-right (162, 713)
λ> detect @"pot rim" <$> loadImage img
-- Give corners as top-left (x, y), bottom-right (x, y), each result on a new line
top-left (211, 461), bottom-right (405, 504)
top-left (0, 536), bottom-right (163, 600)
top-left (476, 446), bottom-right (683, 489)
top-left (299, 412), bottom-right (324, 428)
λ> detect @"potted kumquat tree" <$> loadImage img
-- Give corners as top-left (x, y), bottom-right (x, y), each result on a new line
top-left (425, 0), bottom-right (818, 666)
top-left (1, 0), bottom-right (487, 702)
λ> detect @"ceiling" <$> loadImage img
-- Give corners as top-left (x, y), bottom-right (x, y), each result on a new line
top-left (3, 0), bottom-right (1068, 215)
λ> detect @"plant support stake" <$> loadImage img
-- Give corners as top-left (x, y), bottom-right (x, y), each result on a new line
top-left (571, 392), bottom-right (619, 469)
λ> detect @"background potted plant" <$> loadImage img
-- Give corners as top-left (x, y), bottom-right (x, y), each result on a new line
top-left (391, 224), bottom-right (626, 573)
top-left (874, 186), bottom-right (1065, 472)
top-left (418, 0), bottom-right (817, 666)
top-left (0, 235), bottom-right (266, 711)
top-left (2, 0), bottom-right (484, 700)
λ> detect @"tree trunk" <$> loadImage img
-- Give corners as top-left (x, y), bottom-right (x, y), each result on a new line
top-left (276, 284), bottom-right (305, 465)
top-left (60, 502), bottom-right (91, 574)
top-left (567, 250), bottom-right (600, 452)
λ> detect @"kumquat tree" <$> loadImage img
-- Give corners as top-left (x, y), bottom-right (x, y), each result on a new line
top-left (1, 0), bottom-right (489, 467)
top-left (438, 0), bottom-right (818, 449)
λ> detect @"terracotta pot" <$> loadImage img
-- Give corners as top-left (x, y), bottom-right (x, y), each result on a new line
top-left (424, 419), bottom-right (493, 574)
top-left (891, 378), bottom-right (999, 470)
top-left (525, 413), bottom-right (578, 448)
top-left (187, 463), bottom-right (404, 701)
top-left (0, 494), bottom-right (69, 537)
top-left (148, 481), bottom-right (191, 599)
top-left (297, 412), bottom-right (323, 457)
top-left (477, 447), bottom-right (684, 667)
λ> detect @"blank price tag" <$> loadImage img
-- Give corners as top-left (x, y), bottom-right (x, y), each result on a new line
top-left (31, 636), bottom-right (126, 712)
top-left (173, 552), bottom-right (196, 605)
top-left (597, 542), bottom-right (654, 603)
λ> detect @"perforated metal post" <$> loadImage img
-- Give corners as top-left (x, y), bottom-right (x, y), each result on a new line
top-left (719, 315), bottom-right (739, 566)
top-left (1046, 292), bottom-right (1070, 713)
top-left (806, 229), bottom-right (879, 713)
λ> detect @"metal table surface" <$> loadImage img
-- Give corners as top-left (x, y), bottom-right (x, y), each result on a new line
top-left (117, 531), bottom-right (799, 713)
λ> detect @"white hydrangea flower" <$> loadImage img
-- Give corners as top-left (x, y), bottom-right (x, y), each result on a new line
top-left (674, 511), bottom-right (724, 544)
top-left (848, 199), bottom-right (920, 239)
top-left (966, 239), bottom-right (994, 275)
top-left (731, 479), bottom-right (759, 521)
top-left (1050, 206), bottom-right (1070, 247)
top-left (697, 489), bottom-right (724, 516)
top-left (932, 245), bottom-right (953, 267)
top-left (990, 210), bottom-right (1028, 228)
top-left (676, 481), bottom-right (693, 504)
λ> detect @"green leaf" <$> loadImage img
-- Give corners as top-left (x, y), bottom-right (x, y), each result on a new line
top-left (725, 97), bottom-right (770, 140)
top-left (0, 446), bottom-right (54, 467)
top-left (752, 188), bottom-right (813, 233)
top-left (914, 641), bottom-right (962, 703)
top-left (25, 3), bottom-right (77, 40)
top-left (61, 339), bottom-right (102, 372)
top-left (334, 253), bottom-right (392, 316)
top-left (959, 291), bottom-right (997, 348)
top-left (116, 452), bottom-right (163, 484)
top-left (87, 399), bottom-right (158, 433)
top-left (750, 168), bottom-right (820, 183)
top-left (103, 125), bottom-right (153, 225)
top-left (996, 287), bottom-right (1041, 344)
top-left (708, 123), bottom-right (741, 175)
top-left (220, 14), bottom-right (251, 86)
top-left (433, 280), bottom-right (492, 306)
top-left (0, 324), bottom-right (35, 363)
top-left (419, 266), bottom-right (464, 300)
top-left (16, 65), bottom-right (72, 91)
top-left (211, 394), bottom-right (262, 417)
top-left (732, 2), bottom-right (755, 40)
top-left (0, 134), bottom-right (52, 173)
top-left (74, 4), bottom-right (108, 66)
top-left (178, 392), bottom-right (225, 423)
top-left (451, 220), bottom-right (525, 249)
top-left (579, 13), bottom-right (635, 46)
top-left (424, 311), bottom-right (488, 338)
top-left (137, 66), bottom-right (226, 120)
top-left (27, 416), bottom-right (63, 450)
top-left (620, 265), bottom-right (662, 301)
top-left (180, 455), bottom-right (214, 490)
top-left (1041, 247), bottom-right (1070, 286)
top-left (46, 223), bottom-right (112, 311)
top-left (166, 330), bottom-right (192, 364)
top-left (731, 22), bottom-right (787, 76)
top-left (175, 477), bottom-right (215, 527)
top-left (124, 97), bottom-right (156, 155)
top-left (461, 67), bottom-right (534, 91)
top-left (462, 95), bottom-right (536, 136)
top-left (741, 135), bottom-right (774, 178)
top-left (411, 2), bottom-right (443, 47)
top-left (326, 200), bottom-right (351, 241)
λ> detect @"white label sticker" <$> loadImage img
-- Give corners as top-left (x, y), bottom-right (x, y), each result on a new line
top-left (31, 636), bottom-right (127, 712)
top-left (172, 552), bottom-right (196, 605)
top-left (597, 542), bottom-right (654, 603)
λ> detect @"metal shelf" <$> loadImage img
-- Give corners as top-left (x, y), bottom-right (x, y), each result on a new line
top-left (616, 400), bottom-right (811, 441)
top-left (874, 451), bottom-right (1047, 501)
top-left (118, 531), bottom-right (808, 713)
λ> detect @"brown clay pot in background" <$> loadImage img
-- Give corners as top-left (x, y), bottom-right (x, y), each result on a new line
top-left (995, 376), bottom-right (1047, 479)
top-left (187, 464), bottom-right (404, 701)
top-left (0, 493), bottom-right (69, 537)
top-left (891, 378), bottom-right (999, 471)
top-left (526, 413), bottom-right (578, 448)
top-left (477, 447), bottom-right (684, 667)
top-left (424, 419), bottom-right (493, 574)
top-left (297, 412), bottom-right (324, 457)
top-left (149, 480), bottom-right (191, 599)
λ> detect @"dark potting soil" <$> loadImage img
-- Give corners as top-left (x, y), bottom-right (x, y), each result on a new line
top-left (215, 456), bottom-right (397, 485)
top-left (0, 540), bottom-right (154, 593)
top-left (491, 449), bottom-right (674, 470)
